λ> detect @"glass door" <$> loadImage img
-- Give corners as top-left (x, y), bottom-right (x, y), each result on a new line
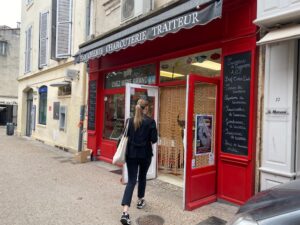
top-left (26, 90), bottom-right (33, 136)
top-left (184, 74), bottom-right (220, 210)
top-left (122, 83), bottom-right (159, 183)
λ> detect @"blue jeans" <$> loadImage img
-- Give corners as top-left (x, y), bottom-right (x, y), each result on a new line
top-left (121, 157), bottom-right (152, 207)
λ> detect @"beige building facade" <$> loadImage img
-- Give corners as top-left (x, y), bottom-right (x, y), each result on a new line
top-left (88, 0), bottom-right (181, 38)
top-left (18, 0), bottom-right (91, 152)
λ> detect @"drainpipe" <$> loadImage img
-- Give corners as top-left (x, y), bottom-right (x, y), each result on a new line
top-left (78, 63), bottom-right (87, 152)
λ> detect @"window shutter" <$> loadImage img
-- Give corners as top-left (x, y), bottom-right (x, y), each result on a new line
top-left (56, 0), bottom-right (72, 58)
top-left (51, 0), bottom-right (57, 60)
top-left (39, 12), bottom-right (49, 67)
top-left (25, 29), bottom-right (28, 72)
top-left (25, 26), bottom-right (32, 73)
top-left (86, 0), bottom-right (93, 37)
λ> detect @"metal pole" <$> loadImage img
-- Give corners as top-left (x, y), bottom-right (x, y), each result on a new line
top-left (78, 105), bottom-right (85, 152)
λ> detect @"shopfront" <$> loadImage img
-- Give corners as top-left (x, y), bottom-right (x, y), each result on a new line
top-left (76, 0), bottom-right (258, 210)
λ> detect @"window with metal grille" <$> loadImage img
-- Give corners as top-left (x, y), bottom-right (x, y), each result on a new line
top-left (58, 84), bottom-right (71, 96)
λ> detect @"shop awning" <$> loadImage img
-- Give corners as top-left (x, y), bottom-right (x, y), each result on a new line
top-left (74, 0), bottom-right (222, 63)
top-left (257, 24), bottom-right (300, 45)
top-left (49, 81), bottom-right (71, 87)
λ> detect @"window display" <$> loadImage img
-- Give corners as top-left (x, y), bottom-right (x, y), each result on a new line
top-left (160, 49), bottom-right (221, 83)
top-left (103, 94), bottom-right (125, 140)
top-left (105, 64), bottom-right (156, 89)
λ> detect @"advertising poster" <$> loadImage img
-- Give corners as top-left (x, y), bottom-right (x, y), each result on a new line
top-left (195, 114), bottom-right (213, 155)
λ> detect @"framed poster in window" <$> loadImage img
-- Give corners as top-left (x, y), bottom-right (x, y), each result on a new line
top-left (195, 114), bottom-right (213, 155)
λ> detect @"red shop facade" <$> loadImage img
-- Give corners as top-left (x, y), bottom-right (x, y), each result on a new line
top-left (75, 0), bottom-right (258, 210)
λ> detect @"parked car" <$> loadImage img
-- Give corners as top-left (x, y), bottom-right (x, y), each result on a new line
top-left (227, 179), bottom-right (300, 225)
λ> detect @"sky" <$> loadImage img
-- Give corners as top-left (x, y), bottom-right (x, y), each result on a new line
top-left (0, 0), bottom-right (21, 28)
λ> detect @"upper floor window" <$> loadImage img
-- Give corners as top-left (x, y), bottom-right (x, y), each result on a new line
top-left (39, 11), bottom-right (49, 68)
top-left (38, 86), bottom-right (48, 125)
top-left (86, 0), bottom-right (94, 37)
top-left (25, 26), bottom-right (32, 73)
top-left (0, 41), bottom-right (7, 56)
top-left (55, 0), bottom-right (73, 58)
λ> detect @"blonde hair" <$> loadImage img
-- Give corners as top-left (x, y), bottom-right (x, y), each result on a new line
top-left (134, 98), bottom-right (148, 130)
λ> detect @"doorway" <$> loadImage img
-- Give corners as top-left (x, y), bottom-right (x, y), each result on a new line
top-left (157, 86), bottom-right (186, 187)
top-left (26, 89), bottom-right (33, 137)
top-left (122, 83), bottom-right (159, 183)
top-left (184, 74), bottom-right (220, 210)
top-left (0, 105), bottom-right (7, 125)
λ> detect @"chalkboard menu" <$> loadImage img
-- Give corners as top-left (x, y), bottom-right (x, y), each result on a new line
top-left (88, 80), bottom-right (97, 130)
top-left (221, 51), bottom-right (251, 156)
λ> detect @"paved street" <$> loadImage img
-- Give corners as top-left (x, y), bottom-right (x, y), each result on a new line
top-left (0, 127), bottom-right (237, 225)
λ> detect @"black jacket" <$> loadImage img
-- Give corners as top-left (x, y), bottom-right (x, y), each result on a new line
top-left (126, 115), bottom-right (158, 159)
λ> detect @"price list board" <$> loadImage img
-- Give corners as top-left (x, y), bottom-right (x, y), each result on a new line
top-left (221, 51), bottom-right (251, 156)
top-left (88, 80), bottom-right (97, 130)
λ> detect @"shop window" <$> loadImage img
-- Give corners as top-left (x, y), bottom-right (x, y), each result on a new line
top-left (105, 64), bottom-right (156, 89)
top-left (103, 94), bottom-right (125, 140)
top-left (59, 106), bottom-right (67, 131)
top-left (160, 49), bottom-right (221, 83)
top-left (58, 84), bottom-right (71, 96)
top-left (0, 41), bottom-right (7, 56)
top-left (38, 86), bottom-right (48, 125)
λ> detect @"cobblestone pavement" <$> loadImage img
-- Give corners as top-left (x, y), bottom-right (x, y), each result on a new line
top-left (0, 127), bottom-right (237, 225)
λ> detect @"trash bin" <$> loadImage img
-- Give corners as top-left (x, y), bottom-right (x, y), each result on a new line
top-left (6, 123), bottom-right (14, 136)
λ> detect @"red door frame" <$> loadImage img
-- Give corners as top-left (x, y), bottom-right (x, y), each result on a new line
top-left (217, 37), bottom-right (257, 204)
top-left (185, 74), bottom-right (220, 210)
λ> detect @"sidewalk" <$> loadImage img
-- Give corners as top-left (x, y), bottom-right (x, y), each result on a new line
top-left (0, 127), bottom-right (237, 225)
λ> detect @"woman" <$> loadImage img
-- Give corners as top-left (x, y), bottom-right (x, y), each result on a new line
top-left (120, 98), bottom-right (158, 225)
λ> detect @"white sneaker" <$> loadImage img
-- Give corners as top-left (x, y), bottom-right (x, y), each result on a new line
top-left (137, 199), bottom-right (146, 209)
